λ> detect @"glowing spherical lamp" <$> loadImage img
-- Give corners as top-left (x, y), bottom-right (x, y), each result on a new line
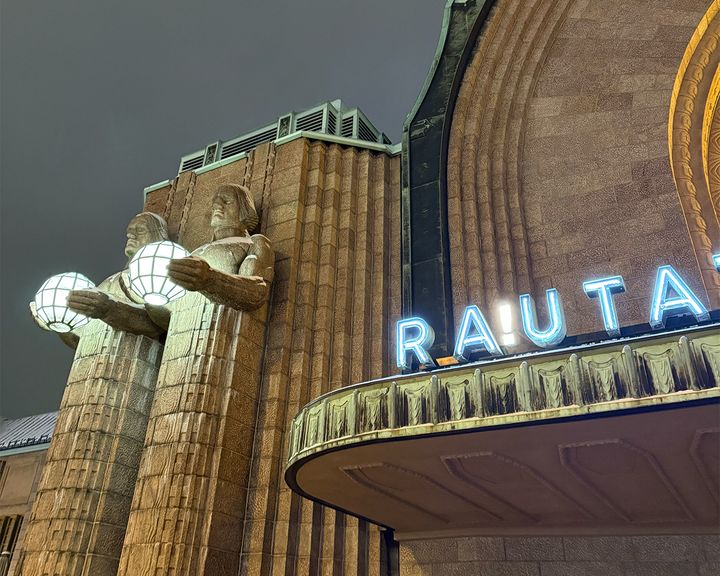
top-left (34, 272), bottom-right (96, 333)
top-left (128, 240), bottom-right (189, 305)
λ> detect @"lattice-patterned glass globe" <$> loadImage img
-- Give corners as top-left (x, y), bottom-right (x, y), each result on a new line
top-left (128, 240), bottom-right (189, 305)
top-left (34, 272), bottom-right (96, 333)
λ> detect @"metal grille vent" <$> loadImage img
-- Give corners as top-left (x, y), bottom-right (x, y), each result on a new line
top-left (220, 127), bottom-right (277, 160)
top-left (357, 117), bottom-right (377, 143)
top-left (174, 101), bottom-right (390, 177)
top-left (295, 109), bottom-right (324, 132)
top-left (180, 154), bottom-right (204, 172)
top-left (341, 116), bottom-right (355, 138)
top-left (327, 109), bottom-right (337, 135)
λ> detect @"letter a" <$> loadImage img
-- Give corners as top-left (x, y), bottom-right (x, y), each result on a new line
top-left (453, 306), bottom-right (502, 362)
top-left (649, 265), bottom-right (709, 329)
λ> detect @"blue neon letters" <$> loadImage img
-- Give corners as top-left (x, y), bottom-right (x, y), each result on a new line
top-left (396, 317), bottom-right (436, 370)
top-left (583, 276), bottom-right (626, 337)
top-left (649, 265), bottom-right (709, 329)
top-left (519, 289), bottom-right (567, 348)
top-left (396, 263), bottom-right (717, 370)
top-left (453, 305), bottom-right (502, 361)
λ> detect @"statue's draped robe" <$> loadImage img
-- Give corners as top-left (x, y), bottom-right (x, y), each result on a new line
top-left (19, 272), bottom-right (163, 576)
top-left (118, 235), bottom-right (272, 576)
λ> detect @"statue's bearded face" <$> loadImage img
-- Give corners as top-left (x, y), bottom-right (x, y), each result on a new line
top-left (125, 217), bottom-right (154, 258)
top-left (211, 188), bottom-right (241, 230)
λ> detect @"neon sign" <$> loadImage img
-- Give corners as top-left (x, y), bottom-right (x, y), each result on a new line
top-left (649, 265), bottom-right (709, 329)
top-left (583, 276), bottom-right (625, 337)
top-left (396, 261), bottom-right (719, 369)
top-left (396, 317), bottom-right (436, 370)
top-left (453, 305), bottom-right (502, 362)
top-left (519, 289), bottom-right (566, 348)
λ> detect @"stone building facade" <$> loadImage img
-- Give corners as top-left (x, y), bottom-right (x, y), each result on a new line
top-left (4, 0), bottom-right (720, 575)
top-left (0, 413), bottom-right (56, 576)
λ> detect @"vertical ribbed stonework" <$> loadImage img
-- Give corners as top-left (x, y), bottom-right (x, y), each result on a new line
top-left (135, 139), bottom-right (400, 575)
top-left (18, 275), bottom-right (162, 576)
top-left (117, 291), bottom-right (269, 575)
top-left (118, 153), bottom-right (272, 575)
top-left (239, 139), bottom-right (401, 576)
top-left (447, 0), bottom-right (709, 336)
top-left (447, 0), bottom-right (574, 325)
top-left (163, 170), bottom-right (197, 242)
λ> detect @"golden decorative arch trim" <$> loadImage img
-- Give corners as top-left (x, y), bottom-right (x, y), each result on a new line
top-left (668, 0), bottom-right (720, 308)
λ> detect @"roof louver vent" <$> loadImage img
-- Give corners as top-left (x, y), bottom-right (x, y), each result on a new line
top-left (341, 115), bottom-right (355, 139)
top-left (295, 109), bottom-right (324, 132)
top-left (174, 101), bottom-right (391, 176)
top-left (220, 127), bottom-right (277, 160)
top-left (180, 153), bottom-right (204, 173)
top-left (357, 117), bottom-right (377, 143)
top-left (327, 109), bottom-right (337, 136)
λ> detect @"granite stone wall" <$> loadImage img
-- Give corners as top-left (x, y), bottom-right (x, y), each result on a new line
top-left (145, 138), bottom-right (403, 576)
top-left (447, 0), bottom-right (710, 335)
top-left (68, 0), bottom-right (720, 573)
top-left (401, 535), bottom-right (719, 576)
top-left (405, 0), bottom-right (718, 574)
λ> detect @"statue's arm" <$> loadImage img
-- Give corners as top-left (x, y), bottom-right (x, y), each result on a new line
top-left (168, 235), bottom-right (275, 311)
top-left (67, 289), bottom-right (165, 339)
top-left (29, 301), bottom-right (80, 349)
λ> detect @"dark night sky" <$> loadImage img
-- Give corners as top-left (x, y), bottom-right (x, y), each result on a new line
top-left (0, 1), bottom-right (446, 418)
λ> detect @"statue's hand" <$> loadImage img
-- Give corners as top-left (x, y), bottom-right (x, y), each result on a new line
top-left (167, 256), bottom-right (212, 292)
top-left (29, 301), bottom-right (51, 331)
top-left (67, 289), bottom-right (112, 319)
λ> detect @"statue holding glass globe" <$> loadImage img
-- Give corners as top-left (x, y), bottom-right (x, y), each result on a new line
top-left (117, 184), bottom-right (274, 576)
top-left (29, 211), bottom-right (171, 341)
top-left (20, 212), bottom-right (171, 576)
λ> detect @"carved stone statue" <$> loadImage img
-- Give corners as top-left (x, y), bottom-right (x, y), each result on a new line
top-left (166, 183), bottom-right (273, 308)
top-left (30, 211), bottom-right (168, 343)
top-left (117, 184), bottom-right (274, 576)
top-left (66, 211), bottom-right (168, 338)
top-left (19, 212), bottom-right (169, 576)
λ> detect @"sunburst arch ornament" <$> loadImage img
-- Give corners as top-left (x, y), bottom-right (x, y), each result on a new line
top-left (128, 240), bottom-right (190, 305)
top-left (34, 272), bottom-right (96, 332)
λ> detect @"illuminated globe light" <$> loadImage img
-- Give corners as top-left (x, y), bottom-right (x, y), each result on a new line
top-left (128, 240), bottom-right (190, 305)
top-left (34, 272), bottom-right (96, 333)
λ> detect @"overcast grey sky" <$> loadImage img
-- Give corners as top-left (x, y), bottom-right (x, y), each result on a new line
top-left (0, 1), bottom-right (446, 418)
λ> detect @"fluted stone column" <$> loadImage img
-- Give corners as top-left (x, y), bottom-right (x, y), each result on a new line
top-left (18, 298), bottom-right (163, 576)
top-left (19, 212), bottom-right (169, 576)
top-left (117, 184), bottom-right (274, 576)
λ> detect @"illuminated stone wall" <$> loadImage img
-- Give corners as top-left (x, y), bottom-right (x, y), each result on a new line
top-left (15, 0), bottom-right (720, 574)
top-left (19, 327), bottom-right (162, 576)
top-left (399, 0), bottom-right (719, 574)
top-left (400, 535), bottom-right (719, 576)
top-left (144, 138), bottom-right (402, 575)
top-left (447, 0), bottom-right (712, 336)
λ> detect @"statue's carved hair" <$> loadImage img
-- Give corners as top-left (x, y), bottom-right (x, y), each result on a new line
top-left (133, 212), bottom-right (169, 241)
top-left (217, 184), bottom-right (260, 233)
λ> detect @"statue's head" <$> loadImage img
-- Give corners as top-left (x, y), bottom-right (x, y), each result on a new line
top-left (125, 212), bottom-right (169, 258)
top-left (211, 184), bottom-right (259, 235)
